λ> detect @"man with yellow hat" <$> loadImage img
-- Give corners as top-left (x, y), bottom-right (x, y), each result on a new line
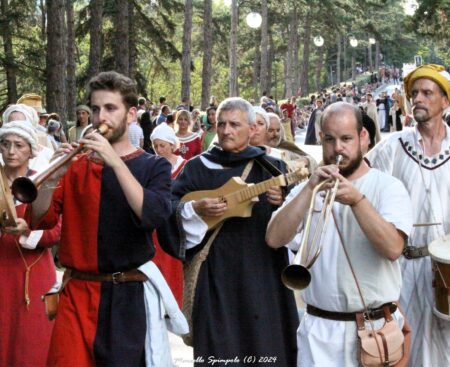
top-left (366, 64), bottom-right (450, 366)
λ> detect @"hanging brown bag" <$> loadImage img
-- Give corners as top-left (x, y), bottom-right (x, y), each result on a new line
top-left (357, 305), bottom-right (411, 367)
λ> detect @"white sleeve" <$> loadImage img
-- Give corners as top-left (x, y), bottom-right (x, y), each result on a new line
top-left (377, 177), bottom-right (413, 238)
top-left (19, 230), bottom-right (44, 250)
top-left (365, 137), bottom-right (395, 173)
top-left (180, 201), bottom-right (209, 249)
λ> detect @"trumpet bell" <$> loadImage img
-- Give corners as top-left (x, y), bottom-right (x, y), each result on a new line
top-left (11, 176), bottom-right (37, 203)
top-left (281, 264), bottom-right (311, 291)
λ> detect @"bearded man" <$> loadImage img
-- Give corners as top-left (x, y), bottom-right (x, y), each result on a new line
top-left (267, 102), bottom-right (413, 366)
top-left (27, 71), bottom-right (187, 366)
top-left (366, 64), bottom-right (450, 366)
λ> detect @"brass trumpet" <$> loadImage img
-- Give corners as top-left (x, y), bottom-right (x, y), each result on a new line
top-left (11, 124), bottom-right (109, 203)
top-left (282, 154), bottom-right (343, 291)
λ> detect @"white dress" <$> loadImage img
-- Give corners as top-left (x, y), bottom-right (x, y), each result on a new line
top-left (367, 125), bottom-right (450, 367)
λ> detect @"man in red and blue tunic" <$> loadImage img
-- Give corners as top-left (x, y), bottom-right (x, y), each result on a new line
top-left (27, 71), bottom-right (184, 366)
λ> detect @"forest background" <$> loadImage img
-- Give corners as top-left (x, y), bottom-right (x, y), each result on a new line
top-left (0, 0), bottom-right (449, 123)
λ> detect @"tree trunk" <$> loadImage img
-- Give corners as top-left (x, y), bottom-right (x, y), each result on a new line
top-left (299, 11), bottom-right (311, 97)
top-left (87, 0), bottom-right (104, 80)
top-left (128, 0), bottom-right (137, 81)
top-left (292, 11), bottom-right (299, 95)
top-left (181, 0), bottom-right (193, 102)
top-left (284, 9), bottom-right (297, 99)
top-left (229, 0), bottom-right (238, 97)
top-left (336, 34), bottom-right (341, 85)
top-left (66, 0), bottom-right (76, 122)
top-left (351, 51), bottom-right (356, 81)
top-left (343, 35), bottom-right (347, 80)
top-left (40, 0), bottom-right (46, 41)
top-left (1, 0), bottom-right (18, 104)
top-left (375, 41), bottom-right (380, 71)
top-left (315, 47), bottom-right (324, 92)
top-left (252, 38), bottom-right (260, 101)
top-left (267, 33), bottom-right (274, 97)
top-left (200, 0), bottom-right (213, 110)
top-left (114, 0), bottom-right (129, 76)
top-left (46, 0), bottom-right (67, 122)
top-left (259, 0), bottom-right (269, 96)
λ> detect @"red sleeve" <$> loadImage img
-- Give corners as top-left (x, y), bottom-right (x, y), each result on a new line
top-left (25, 176), bottom-right (64, 231)
top-left (37, 215), bottom-right (62, 248)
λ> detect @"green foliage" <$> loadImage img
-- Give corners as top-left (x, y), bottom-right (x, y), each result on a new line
top-left (0, 0), bottom-right (447, 111)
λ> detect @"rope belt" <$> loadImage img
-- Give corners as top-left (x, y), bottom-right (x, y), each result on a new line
top-left (306, 303), bottom-right (397, 322)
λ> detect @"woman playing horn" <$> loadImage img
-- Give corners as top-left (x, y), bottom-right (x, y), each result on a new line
top-left (0, 121), bottom-right (61, 367)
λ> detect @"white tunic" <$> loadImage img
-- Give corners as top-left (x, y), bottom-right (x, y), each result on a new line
top-left (366, 125), bottom-right (450, 367)
top-left (275, 168), bottom-right (413, 366)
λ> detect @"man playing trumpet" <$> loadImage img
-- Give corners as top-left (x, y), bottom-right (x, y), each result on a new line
top-left (266, 102), bottom-right (413, 366)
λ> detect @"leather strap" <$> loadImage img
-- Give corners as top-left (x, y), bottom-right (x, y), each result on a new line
top-left (379, 331), bottom-right (389, 365)
top-left (70, 269), bottom-right (148, 283)
top-left (307, 303), bottom-right (397, 322)
top-left (403, 245), bottom-right (429, 259)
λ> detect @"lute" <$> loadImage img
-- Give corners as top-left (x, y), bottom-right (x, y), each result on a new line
top-left (181, 164), bottom-right (309, 230)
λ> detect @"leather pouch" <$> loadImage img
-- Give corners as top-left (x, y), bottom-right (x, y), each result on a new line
top-left (42, 292), bottom-right (59, 321)
top-left (357, 306), bottom-right (410, 367)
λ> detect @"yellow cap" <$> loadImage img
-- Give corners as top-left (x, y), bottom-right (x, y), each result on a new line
top-left (403, 64), bottom-right (450, 100)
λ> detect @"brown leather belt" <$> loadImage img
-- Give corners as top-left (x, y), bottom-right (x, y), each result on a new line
top-left (70, 269), bottom-right (148, 284)
top-left (306, 303), bottom-right (397, 322)
top-left (403, 246), bottom-right (429, 259)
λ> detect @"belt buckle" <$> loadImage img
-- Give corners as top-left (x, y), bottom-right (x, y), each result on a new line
top-left (112, 272), bottom-right (123, 284)
top-left (403, 246), bottom-right (413, 259)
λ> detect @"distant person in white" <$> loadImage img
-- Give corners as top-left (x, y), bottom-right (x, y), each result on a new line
top-left (128, 112), bottom-right (144, 148)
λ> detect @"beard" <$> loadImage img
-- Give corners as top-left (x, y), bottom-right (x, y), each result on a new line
top-left (413, 106), bottom-right (430, 123)
top-left (106, 116), bottom-right (127, 144)
top-left (267, 135), bottom-right (281, 147)
top-left (324, 151), bottom-right (363, 177)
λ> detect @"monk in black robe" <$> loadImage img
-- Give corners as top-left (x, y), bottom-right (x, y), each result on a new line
top-left (158, 97), bottom-right (299, 366)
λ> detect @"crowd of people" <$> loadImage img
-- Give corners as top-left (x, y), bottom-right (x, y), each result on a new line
top-left (0, 63), bottom-right (449, 367)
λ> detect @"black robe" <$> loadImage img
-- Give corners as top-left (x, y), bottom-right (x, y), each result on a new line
top-left (159, 146), bottom-right (299, 366)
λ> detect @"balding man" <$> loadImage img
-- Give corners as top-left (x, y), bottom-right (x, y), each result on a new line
top-left (267, 102), bottom-right (413, 366)
top-left (367, 64), bottom-right (450, 366)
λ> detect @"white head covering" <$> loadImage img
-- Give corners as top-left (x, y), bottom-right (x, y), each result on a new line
top-left (253, 106), bottom-right (270, 128)
top-left (2, 104), bottom-right (39, 126)
top-left (0, 120), bottom-right (39, 157)
top-left (150, 122), bottom-right (179, 149)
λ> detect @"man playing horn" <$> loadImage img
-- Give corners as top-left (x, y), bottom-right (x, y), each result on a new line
top-left (27, 71), bottom-right (187, 366)
top-left (366, 64), bottom-right (450, 366)
top-left (266, 102), bottom-right (413, 366)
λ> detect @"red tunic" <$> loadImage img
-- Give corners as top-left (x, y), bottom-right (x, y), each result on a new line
top-left (176, 132), bottom-right (201, 160)
top-left (0, 204), bottom-right (60, 367)
top-left (27, 151), bottom-right (173, 367)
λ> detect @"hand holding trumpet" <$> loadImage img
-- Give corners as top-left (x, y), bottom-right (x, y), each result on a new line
top-left (308, 157), bottom-right (365, 208)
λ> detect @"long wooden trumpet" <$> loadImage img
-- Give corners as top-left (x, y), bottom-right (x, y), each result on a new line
top-left (12, 123), bottom-right (109, 203)
top-left (282, 154), bottom-right (342, 290)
